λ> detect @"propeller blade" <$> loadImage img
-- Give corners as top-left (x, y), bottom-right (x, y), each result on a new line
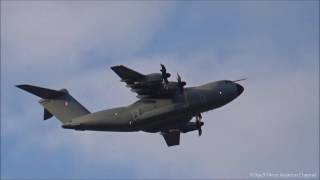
top-left (177, 73), bottom-right (181, 82)
top-left (232, 78), bottom-right (247, 83)
top-left (198, 128), bottom-right (202, 136)
top-left (160, 64), bottom-right (170, 84)
top-left (160, 64), bottom-right (166, 73)
top-left (196, 114), bottom-right (203, 136)
top-left (176, 73), bottom-right (186, 93)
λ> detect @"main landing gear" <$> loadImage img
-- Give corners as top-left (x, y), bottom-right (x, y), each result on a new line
top-left (196, 113), bottom-right (204, 136)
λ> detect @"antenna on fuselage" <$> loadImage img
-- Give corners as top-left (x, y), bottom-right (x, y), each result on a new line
top-left (232, 78), bottom-right (247, 83)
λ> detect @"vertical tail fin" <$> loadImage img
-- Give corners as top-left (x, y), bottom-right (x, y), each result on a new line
top-left (17, 84), bottom-right (90, 123)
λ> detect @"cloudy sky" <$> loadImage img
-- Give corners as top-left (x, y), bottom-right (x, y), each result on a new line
top-left (1, 1), bottom-right (319, 179)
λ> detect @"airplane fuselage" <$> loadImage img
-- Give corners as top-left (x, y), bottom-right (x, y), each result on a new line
top-left (17, 64), bottom-right (245, 146)
top-left (62, 80), bottom-right (244, 132)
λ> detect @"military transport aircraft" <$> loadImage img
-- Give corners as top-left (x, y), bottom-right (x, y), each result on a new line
top-left (17, 64), bottom-right (244, 146)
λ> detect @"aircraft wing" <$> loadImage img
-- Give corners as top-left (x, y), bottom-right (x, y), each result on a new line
top-left (111, 65), bottom-right (145, 80)
top-left (111, 65), bottom-right (177, 99)
top-left (162, 130), bottom-right (180, 146)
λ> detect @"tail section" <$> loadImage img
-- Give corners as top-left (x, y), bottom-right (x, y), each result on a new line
top-left (17, 84), bottom-right (90, 123)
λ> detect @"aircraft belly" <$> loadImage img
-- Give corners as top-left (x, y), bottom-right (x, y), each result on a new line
top-left (71, 107), bottom-right (136, 132)
top-left (133, 103), bottom-right (191, 131)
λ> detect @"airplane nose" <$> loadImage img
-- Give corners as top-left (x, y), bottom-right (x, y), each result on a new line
top-left (236, 84), bottom-right (244, 95)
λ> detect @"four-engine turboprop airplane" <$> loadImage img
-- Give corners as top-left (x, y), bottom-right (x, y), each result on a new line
top-left (17, 64), bottom-right (245, 146)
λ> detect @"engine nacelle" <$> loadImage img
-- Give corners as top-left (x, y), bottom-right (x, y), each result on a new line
top-left (180, 122), bottom-right (199, 133)
top-left (143, 73), bottom-right (163, 84)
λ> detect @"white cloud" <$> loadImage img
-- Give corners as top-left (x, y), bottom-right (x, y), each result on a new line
top-left (1, 1), bottom-right (174, 74)
top-left (1, 1), bottom-right (318, 179)
top-left (5, 52), bottom-right (318, 178)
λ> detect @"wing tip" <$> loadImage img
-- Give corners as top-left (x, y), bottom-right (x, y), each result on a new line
top-left (16, 84), bottom-right (28, 89)
top-left (110, 65), bottom-right (123, 70)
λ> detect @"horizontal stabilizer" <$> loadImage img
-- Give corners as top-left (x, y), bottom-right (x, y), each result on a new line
top-left (17, 84), bottom-right (90, 123)
top-left (16, 84), bottom-right (65, 99)
top-left (44, 108), bottom-right (53, 120)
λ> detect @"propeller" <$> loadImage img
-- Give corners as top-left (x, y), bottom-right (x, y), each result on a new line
top-left (177, 73), bottom-right (186, 93)
top-left (160, 64), bottom-right (170, 84)
top-left (232, 78), bottom-right (246, 83)
top-left (196, 113), bottom-right (203, 136)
